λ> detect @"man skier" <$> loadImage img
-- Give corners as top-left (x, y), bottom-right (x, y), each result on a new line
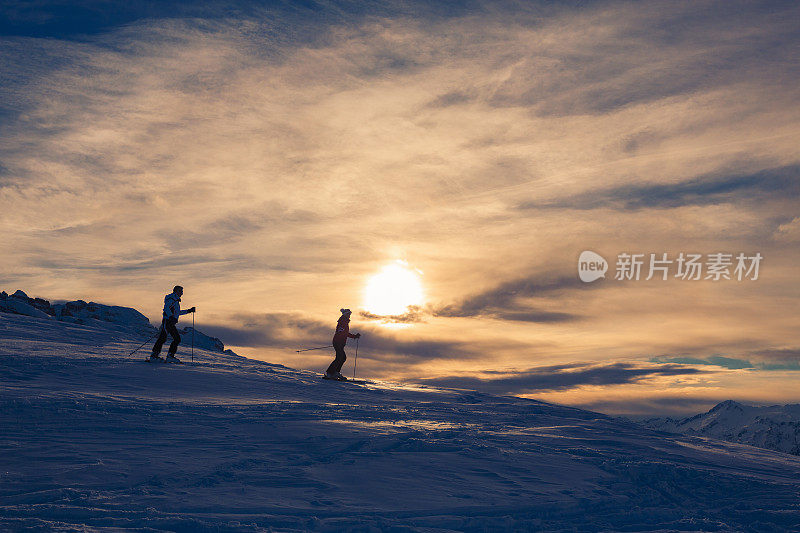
top-left (150, 285), bottom-right (195, 363)
top-left (324, 308), bottom-right (360, 380)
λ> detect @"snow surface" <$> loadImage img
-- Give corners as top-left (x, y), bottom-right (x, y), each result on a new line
top-left (0, 289), bottom-right (228, 354)
top-left (3, 311), bottom-right (800, 531)
top-left (641, 400), bottom-right (800, 456)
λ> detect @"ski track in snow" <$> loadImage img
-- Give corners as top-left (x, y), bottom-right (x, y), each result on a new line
top-left (3, 312), bottom-right (800, 532)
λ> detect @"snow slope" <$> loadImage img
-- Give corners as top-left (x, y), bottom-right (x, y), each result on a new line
top-left (641, 400), bottom-right (800, 456)
top-left (0, 289), bottom-right (228, 353)
top-left (3, 312), bottom-right (800, 531)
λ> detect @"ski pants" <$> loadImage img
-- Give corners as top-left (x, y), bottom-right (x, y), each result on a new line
top-left (326, 343), bottom-right (347, 374)
top-left (152, 317), bottom-right (181, 356)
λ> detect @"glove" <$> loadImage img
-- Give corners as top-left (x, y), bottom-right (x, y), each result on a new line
top-left (189, 307), bottom-right (196, 313)
top-left (354, 333), bottom-right (361, 338)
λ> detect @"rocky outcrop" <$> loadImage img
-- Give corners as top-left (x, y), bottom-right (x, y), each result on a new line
top-left (0, 290), bottom-right (54, 319)
top-left (51, 299), bottom-right (156, 336)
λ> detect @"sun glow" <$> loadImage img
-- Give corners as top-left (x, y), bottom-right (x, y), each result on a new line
top-left (364, 262), bottom-right (424, 316)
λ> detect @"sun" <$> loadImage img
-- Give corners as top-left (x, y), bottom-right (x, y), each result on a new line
top-left (364, 261), bottom-right (424, 316)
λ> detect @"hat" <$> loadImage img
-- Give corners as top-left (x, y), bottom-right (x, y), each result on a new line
top-left (340, 308), bottom-right (352, 316)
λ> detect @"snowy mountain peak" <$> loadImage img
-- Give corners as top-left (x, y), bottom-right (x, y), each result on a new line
top-left (709, 399), bottom-right (744, 413)
top-left (642, 400), bottom-right (800, 455)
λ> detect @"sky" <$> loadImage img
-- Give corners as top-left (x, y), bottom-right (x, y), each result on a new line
top-left (2, 0), bottom-right (799, 416)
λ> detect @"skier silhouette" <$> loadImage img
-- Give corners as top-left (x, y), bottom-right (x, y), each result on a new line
top-left (150, 285), bottom-right (195, 362)
top-left (324, 308), bottom-right (360, 380)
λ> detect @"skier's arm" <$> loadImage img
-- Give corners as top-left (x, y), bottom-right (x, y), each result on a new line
top-left (179, 307), bottom-right (196, 315)
top-left (348, 332), bottom-right (360, 339)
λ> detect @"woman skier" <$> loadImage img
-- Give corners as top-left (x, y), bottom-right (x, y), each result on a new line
top-left (324, 308), bottom-right (360, 380)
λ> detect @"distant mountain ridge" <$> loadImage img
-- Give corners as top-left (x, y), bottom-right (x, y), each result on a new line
top-left (641, 400), bottom-right (800, 455)
top-left (0, 289), bottom-right (230, 354)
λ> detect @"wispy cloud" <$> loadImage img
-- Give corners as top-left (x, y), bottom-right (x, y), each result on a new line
top-left (652, 347), bottom-right (800, 371)
top-left (203, 311), bottom-right (481, 363)
top-left (518, 164), bottom-right (800, 211)
top-left (650, 355), bottom-right (754, 370)
top-left (2, 0), bottom-right (799, 412)
top-left (201, 312), bottom-right (331, 349)
top-left (359, 306), bottom-right (425, 323)
top-left (161, 205), bottom-right (320, 250)
top-left (418, 362), bottom-right (709, 395)
top-left (575, 395), bottom-right (728, 418)
top-left (433, 275), bottom-right (587, 322)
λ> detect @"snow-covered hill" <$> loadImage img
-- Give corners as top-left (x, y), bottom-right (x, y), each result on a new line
top-left (0, 289), bottom-right (228, 353)
top-left (641, 400), bottom-right (800, 456)
top-left (4, 311), bottom-right (800, 531)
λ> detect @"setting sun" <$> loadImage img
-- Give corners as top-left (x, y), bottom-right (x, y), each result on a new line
top-left (363, 262), bottom-right (424, 316)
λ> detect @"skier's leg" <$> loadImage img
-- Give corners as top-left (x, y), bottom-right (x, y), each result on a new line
top-left (166, 320), bottom-right (181, 356)
top-left (326, 344), bottom-right (346, 374)
top-left (151, 323), bottom-right (168, 356)
top-left (333, 345), bottom-right (347, 373)
top-left (325, 348), bottom-right (339, 375)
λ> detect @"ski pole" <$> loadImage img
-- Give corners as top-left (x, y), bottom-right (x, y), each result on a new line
top-left (129, 330), bottom-right (160, 357)
top-left (295, 345), bottom-right (332, 353)
top-left (353, 337), bottom-right (359, 379)
top-left (191, 311), bottom-right (195, 362)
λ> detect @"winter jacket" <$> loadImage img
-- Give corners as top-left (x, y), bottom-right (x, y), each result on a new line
top-left (162, 293), bottom-right (190, 322)
top-left (332, 316), bottom-right (357, 346)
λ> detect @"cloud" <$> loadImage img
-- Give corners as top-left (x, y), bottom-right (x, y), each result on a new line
top-left (201, 312), bottom-right (331, 349)
top-left (438, 2), bottom-right (800, 117)
top-left (359, 305), bottom-right (425, 323)
top-left (775, 217), bottom-right (800, 242)
top-left (161, 205), bottom-right (320, 250)
top-left (357, 273), bottom-right (588, 325)
top-left (2, 0), bottom-right (800, 413)
top-left (650, 355), bottom-right (754, 370)
top-left (491, 310), bottom-right (579, 323)
top-left (434, 275), bottom-right (585, 322)
top-left (653, 349), bottom-right (800, 371)
top-left (34, 253), bottom-right (237, 272)
top-left (426, 90), bottom-right (473, 108)
top-left (750, 348), bottom-right (800, 370)
top-left (203, 311), bottom-right (479, 362)
top-left (354, 331), bottom-right (478, 363)
top-left (576, 395), bottom-right (728, 418)
top-left (417, 361), bottom-right (709, 395)
top-left (518, 164), bottom-right (800, 211)
top-left (0, 0), bottom-right (404, 41)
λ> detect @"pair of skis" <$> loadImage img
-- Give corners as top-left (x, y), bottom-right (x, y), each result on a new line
top-left (145, 356), bottom-right (183, 364)
top-left (321, 374), bottom-right (368, 384)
